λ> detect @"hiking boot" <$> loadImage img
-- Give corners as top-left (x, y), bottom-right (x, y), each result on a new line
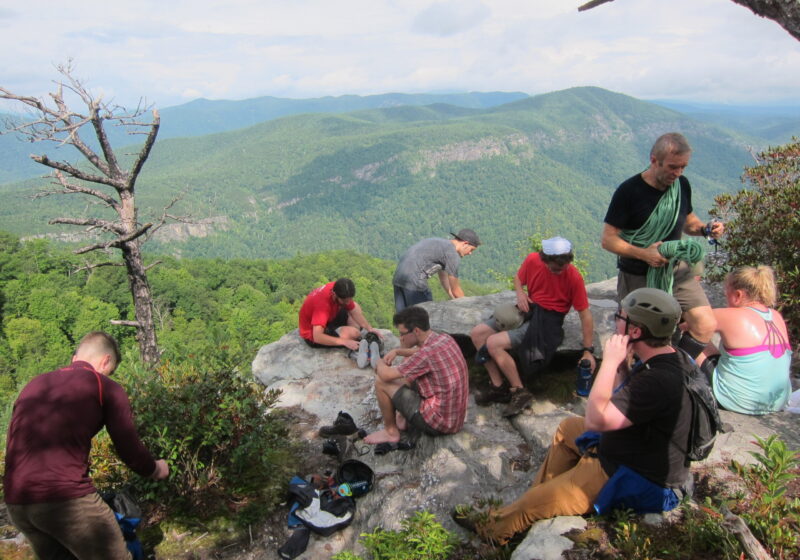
top-left (474, 383), bottom-right (511, 406)
top-left (364, 331), bottom-right (383, 354)
top-left (502, 387), bottom-right (534, 417)
top-left (319, 411), bottom-right (358, 437)
top-left (474, 344), bottom-right (491, 365)
top-left (356, 339), bottom-right (369, 368)
top-left (369, 341), bottom-right (381, 369)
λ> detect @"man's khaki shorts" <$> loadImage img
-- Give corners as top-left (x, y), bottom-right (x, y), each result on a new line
top-left (617, 261), bottom-right (710, 311)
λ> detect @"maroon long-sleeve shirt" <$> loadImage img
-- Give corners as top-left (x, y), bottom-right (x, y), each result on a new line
top-left (3, 361), bottom-right (156, 504)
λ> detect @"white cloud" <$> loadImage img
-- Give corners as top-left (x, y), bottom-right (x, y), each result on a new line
top-left (411, 1), bottom-right (491, 37)
top-left (0, 0), bottom-right (798, 107)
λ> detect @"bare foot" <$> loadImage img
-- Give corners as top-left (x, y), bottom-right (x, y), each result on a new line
top-left (364, 428), bottom-right (401, 445)
top-left (395, 412), bottom-right (408, 432)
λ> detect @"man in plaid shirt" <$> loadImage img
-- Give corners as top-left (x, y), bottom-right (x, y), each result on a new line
top-left (364, 306), bottom-right (469, 445)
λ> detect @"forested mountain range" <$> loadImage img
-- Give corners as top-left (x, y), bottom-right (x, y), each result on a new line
top-left (0, 92), bottom-right (527, 184)
top-left (0, 86), bottom-right (768, 284)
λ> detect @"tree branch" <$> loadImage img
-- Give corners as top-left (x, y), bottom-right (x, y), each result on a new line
top-left (578, 0), bottom-right (800, 41)
top-left (74, 261), bottom-right (125, 273)
top-left (32, 154), bottom-right (121, 190)
top-left (29, 171), bottom-right (121, 210)
top-left (578, 0), bottom-right (613, 11)
top-left (49, 216), bottom-right (126, 235)
top-left (72, 222), bottom-right (153, 254)
top-left (129, 109), bottom-right (160, 182)
top-left (110, 320), bottom-right (141, 328)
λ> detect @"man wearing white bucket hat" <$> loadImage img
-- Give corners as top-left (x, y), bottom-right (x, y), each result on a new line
top-left (470, 236), bottom-right (596, 416)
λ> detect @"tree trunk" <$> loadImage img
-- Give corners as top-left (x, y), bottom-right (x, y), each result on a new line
top-left (121, 241), bottom-right (160, 366)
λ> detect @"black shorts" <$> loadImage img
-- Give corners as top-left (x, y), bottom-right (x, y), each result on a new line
top-left (303, 308), bottom-right (350, 348)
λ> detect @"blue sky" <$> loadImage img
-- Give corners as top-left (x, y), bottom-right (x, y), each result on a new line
top-left (1, 0), bottom-right (799, 109)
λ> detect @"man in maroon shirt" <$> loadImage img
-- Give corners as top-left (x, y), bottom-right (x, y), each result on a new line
top-left (4, 331), bottom-right (169, 559)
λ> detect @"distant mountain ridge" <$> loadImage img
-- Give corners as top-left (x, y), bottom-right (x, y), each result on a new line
top-left (0, 92), bottom-right (528, 184)
top-left (0, 87), bottom-right (758, 283)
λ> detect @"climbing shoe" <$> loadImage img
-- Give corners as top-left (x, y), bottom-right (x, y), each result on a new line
top-left (501, 387), bottom-right (534, 417)
top-left (474, 383), bottom-right (512, 406)
top-left (356, 339), bottom-right (370, 368)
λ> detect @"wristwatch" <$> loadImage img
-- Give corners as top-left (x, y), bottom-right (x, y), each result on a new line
top-left (581, 346), bottom-right (595, 354)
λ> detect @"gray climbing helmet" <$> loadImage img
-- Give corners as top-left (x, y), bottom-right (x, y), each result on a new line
top-left (621, 288), bottom-right (681, 338)
top-left (493, 303), bottom-right (524, 331)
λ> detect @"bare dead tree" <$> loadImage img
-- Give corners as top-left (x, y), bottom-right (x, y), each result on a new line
top-left (0, 61), bottom-right (181, 366)
top-left (579, 0), bottom-right (800, 43)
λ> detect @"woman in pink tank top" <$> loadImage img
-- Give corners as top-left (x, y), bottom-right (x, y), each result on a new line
top-left (697, 266), bottom-right (792, 414)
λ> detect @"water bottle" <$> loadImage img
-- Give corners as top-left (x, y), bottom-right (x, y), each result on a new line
top-left (576, 359), bottom-right (593, 397)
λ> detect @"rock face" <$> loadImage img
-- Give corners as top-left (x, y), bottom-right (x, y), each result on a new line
top-left (251, 279), bottom-right (799, 559)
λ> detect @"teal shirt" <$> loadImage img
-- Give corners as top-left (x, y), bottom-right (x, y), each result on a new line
top-left (713, 308), bottom-right (792, 415)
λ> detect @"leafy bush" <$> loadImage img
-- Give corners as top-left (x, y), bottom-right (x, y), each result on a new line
top-left (332, 510), bottom-right (458, 560)
top-left (732, 435), bottom-right (800, 559)
top-left (709, 139), bottom-right (800, 341)
top-left (92, 354), bottom-right (296, 524)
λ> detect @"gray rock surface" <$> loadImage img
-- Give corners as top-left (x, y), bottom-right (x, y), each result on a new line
top-left (250, 280), bottom-right (799, 559)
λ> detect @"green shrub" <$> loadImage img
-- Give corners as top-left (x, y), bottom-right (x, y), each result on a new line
top-left (732, 435), bottom-right (800, 559)
top-left (333, 510), bottom-right (458, 560)
top-left (93, 354), bottom-right (296, 525)
top-left (709, 139), bottom-right (800, 341)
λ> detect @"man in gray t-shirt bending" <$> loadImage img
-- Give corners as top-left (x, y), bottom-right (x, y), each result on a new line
top-left (392, 228), bottom-right (480, 312)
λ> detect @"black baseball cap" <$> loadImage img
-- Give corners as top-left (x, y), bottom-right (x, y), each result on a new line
top-left (451, 228), bottom-right (481, 247)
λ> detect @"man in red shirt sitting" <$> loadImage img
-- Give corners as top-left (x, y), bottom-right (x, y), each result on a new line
top-left (298, 278), bottom-right (382, 354)
top-left (470, 236), bottom-right (596, 416)
top-left (3, 331), bottom-right (169, 559)
top-left (364, 306), bottom-right (469, 446)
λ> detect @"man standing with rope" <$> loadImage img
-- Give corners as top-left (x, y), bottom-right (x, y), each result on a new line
top-left (601, 132), bottom-right (724, 359)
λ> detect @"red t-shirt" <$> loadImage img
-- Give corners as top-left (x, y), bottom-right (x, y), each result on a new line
top-left (298, 282), bottom-right (356, 341)
top-left (3, 361), bottom-right (156, 504)
top-left (517, 252), bottom-right (589, 313)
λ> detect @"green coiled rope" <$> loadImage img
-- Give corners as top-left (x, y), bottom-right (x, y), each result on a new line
top-left (618, 179), bottom-right (705, 293)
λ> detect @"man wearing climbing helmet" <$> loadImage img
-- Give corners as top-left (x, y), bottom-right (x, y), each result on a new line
top-left (453, 288), bottom-right (694, 545)
top-left (601, 132), bottom-right (724, 360)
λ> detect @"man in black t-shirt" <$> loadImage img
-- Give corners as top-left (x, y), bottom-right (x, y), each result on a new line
top-left (601, 132), bottom-right (724, 359)
top-left (456, 288), bottom-right (693, 545)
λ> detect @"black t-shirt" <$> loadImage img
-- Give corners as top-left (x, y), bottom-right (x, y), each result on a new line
top-left (598, 351), bottom-right (693, 488)
top-left (604, 174), bottom-right (693, 275)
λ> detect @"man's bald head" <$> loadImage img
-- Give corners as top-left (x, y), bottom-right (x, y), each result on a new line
top-left (73, 331), bottom-right (121, 375)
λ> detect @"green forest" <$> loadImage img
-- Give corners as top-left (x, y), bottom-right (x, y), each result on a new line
top-left (0, 87), bottom-right (757, 285)
top-left (0, 231), bottom-right (491, 436)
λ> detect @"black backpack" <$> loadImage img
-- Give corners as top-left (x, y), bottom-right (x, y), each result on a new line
top-left (675, 350), bottom-right (728, 464)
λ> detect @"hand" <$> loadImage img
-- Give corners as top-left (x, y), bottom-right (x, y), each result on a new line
top-left (641, 242), bottom-right (668, 267)
top-left (342, 339), bottom-right (360, 351)
top-left (369, 327), bottom-right (384, 339)
top-left (150, 459), bottom-right (169, 480)
top-left (516, 293), bottom-right (530, 313)
top-left (383, 349), bottom-right (398, 365)
top-left (708, 221), bottom-right (724, 239)
top-left (580, 352), bottom-right (597, 372)
top-left (602, 334), bottom-right (630, 369)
